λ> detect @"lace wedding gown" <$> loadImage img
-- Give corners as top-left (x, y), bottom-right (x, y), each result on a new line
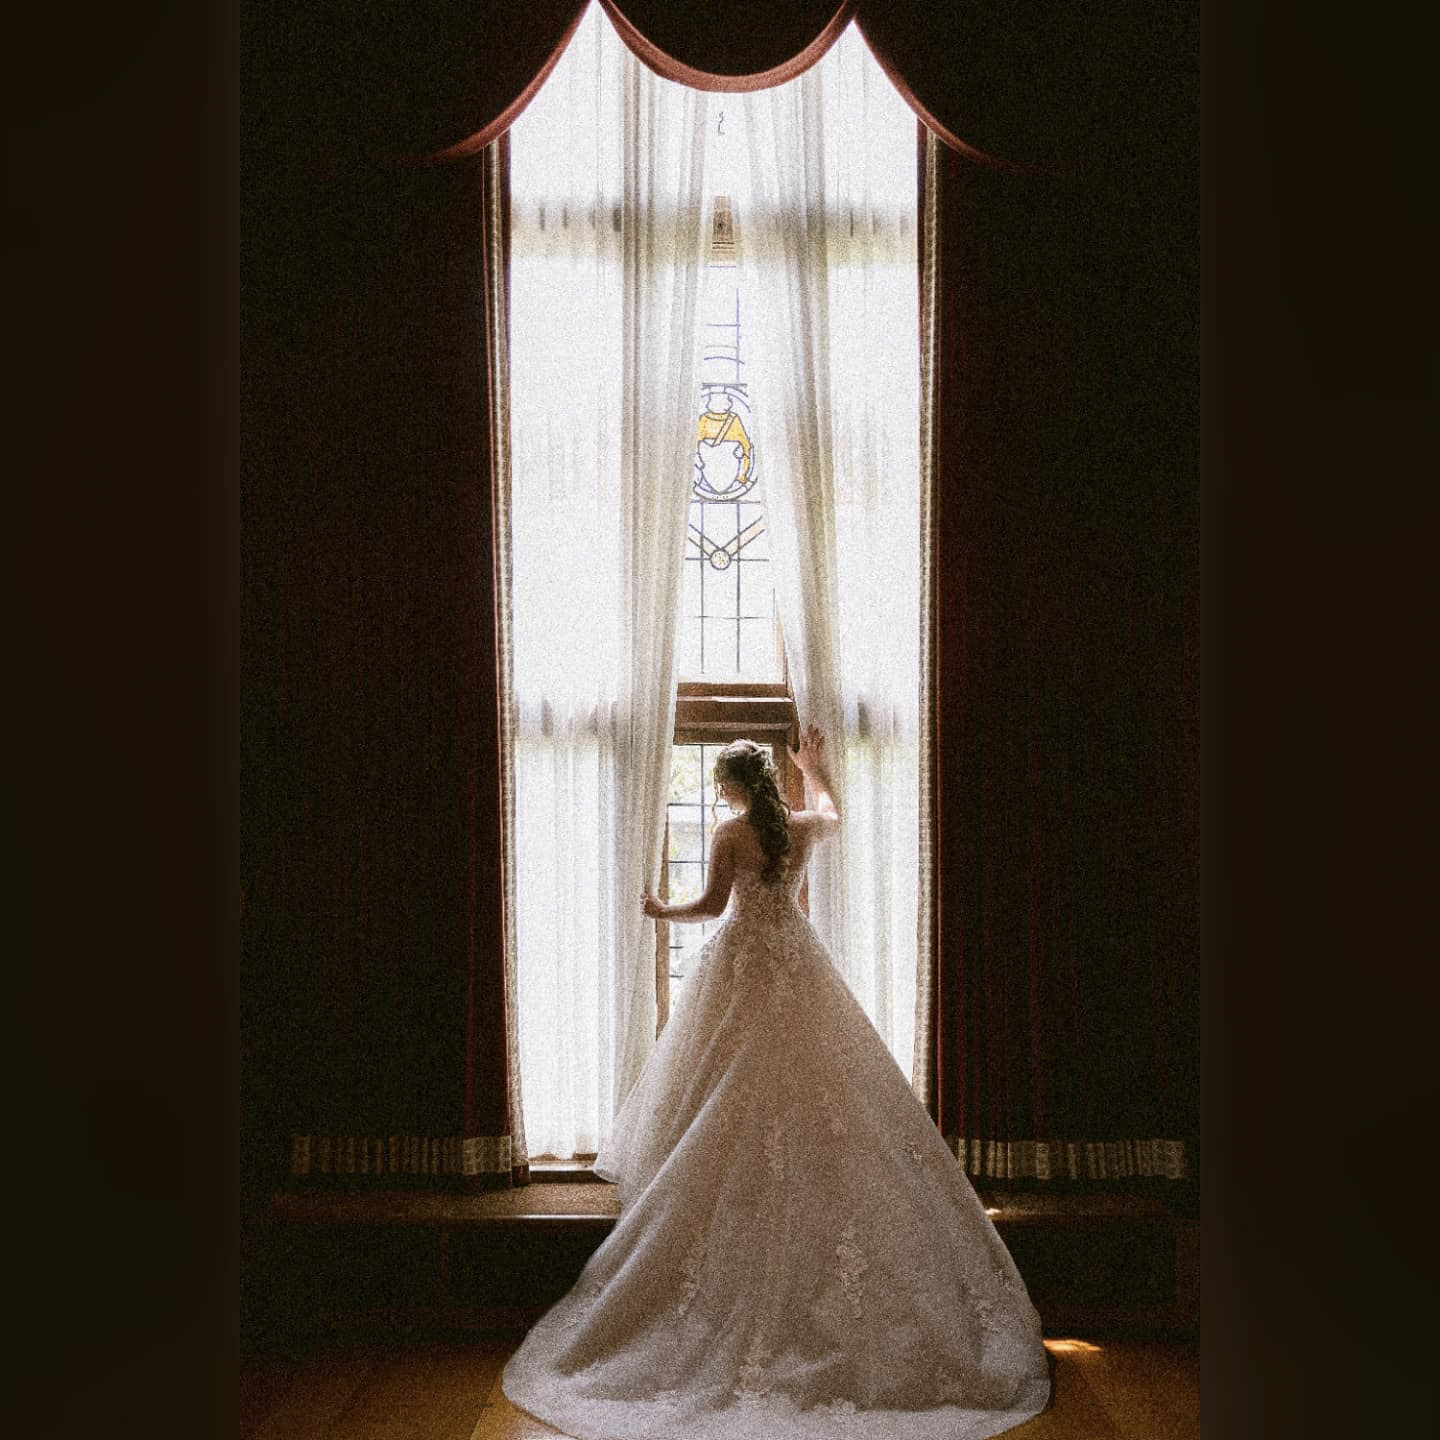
top-left (503, 841), bottom-right (1051, 1440)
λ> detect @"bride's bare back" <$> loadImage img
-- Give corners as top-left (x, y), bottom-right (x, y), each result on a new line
top-left (721, 808), bottom-right (839, 889)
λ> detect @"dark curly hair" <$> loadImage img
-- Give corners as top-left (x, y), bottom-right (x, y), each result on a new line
top-left (713, 739), bottom-right (790, 883)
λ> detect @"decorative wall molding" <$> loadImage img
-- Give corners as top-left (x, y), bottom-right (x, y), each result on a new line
top-left (948, 1137), bottom-right (1189, 1182)
top-left (290, 1135), bottom-right (515, 1178)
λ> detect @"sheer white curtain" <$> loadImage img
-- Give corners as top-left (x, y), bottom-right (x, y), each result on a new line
top-left (508, 5), bottom-right (709, 1158)
top-left (744, 28), bottom-right (922, 1080)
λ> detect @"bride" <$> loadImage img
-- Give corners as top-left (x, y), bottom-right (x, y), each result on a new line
top-left (503, 728), bottom-right (1051, 1439)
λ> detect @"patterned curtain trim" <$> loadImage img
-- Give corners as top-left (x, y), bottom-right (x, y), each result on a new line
top-left (484, 134), bottom-right (529, 1172)
top-left (947, 1137), bottom-right (1190, 1182)
top-left (911, 125), bottom-right (940, 1106)
top-left (290, 1135), bottom-right (516, 1178)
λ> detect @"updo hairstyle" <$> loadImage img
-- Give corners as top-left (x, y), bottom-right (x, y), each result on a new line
top-left (713, 739), bottom-right (791, 883)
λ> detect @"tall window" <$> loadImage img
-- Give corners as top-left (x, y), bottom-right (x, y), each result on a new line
top-left (507, 6), bottom-right (920, 1160)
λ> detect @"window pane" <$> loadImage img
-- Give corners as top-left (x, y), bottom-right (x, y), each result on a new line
top-left (666, 860), bottom-right (703, 904)
top-left (668, 745), bottom-right (702, 805)
top-left (698, 544), bottom-right (739, 621)
top-left (738, 616), bottom-right (776, 677)
top-left (737, 501), bottom-right (768, 560)
top-left (703, 617), bottom-right (740, 676)
top-left (676, 603), bottom-right (701, 686)
top-left (676, 214), bottom-right (781, 682)
top-left (664, 743), bottom-right (730, 1011)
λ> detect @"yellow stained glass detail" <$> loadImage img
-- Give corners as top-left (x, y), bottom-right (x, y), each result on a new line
top-left (695, 398), bottom-right (753, 495)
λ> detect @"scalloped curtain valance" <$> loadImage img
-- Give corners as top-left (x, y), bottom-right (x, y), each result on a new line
top-left (309, 1), bottom-right (1119, 172)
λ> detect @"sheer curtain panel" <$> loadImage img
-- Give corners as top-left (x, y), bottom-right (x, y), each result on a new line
top-left (742, 28), bottom-right (922, 1081)
top-left (508, 6), bottom-right (709, 1159)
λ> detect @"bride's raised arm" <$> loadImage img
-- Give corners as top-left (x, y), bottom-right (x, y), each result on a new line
top-left (787, 724), bottom-right (840, 831)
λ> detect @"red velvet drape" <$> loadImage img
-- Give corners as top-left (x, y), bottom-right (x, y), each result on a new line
top-left (241, 0), bottom-right (1197, 1191)
top-left (926, 133), bottom-right (1199, 1179)
top-left (241, 106), bottom-right (521, 1189)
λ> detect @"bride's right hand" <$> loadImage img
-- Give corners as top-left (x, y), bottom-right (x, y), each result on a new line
top-left (787, 724), bottom-right (826, 775)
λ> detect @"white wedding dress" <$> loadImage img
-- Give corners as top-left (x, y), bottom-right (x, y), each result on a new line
top-left (503, 827), bottom-right (1051, 1440)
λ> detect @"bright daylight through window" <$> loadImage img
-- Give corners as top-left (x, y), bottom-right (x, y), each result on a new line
top-left (507, 4), bottom-right (921, 1161)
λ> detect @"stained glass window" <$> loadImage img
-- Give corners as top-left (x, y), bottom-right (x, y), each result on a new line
top-left (679, 191), bottom-right (782, 681)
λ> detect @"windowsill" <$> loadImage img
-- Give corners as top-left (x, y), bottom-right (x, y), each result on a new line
top-left (528, 1157), bottom-right (603, 1183)
top-left (250, 1182), bottom-right (1195, 1233)
top-left (673, 690), bottom-right (795, 739)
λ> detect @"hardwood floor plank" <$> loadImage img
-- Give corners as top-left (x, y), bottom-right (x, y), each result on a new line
top-left (327, 1342), bottom-right (508, 1440)
top-left (245, 1348), bottom-right (384, 1440)
top-left (470, 1343), bottom-right (1151, 1439)
top-left (1005, 1346), bottom-right (1124, 1439)
top-left (1074, 1340), bottom-right (1200, 1440)
top-left (237, 1353), bottom-right (303, 1439)
top-left (471, 1360), bottom-right (567, 1440)
top-left (416, 1343), bottom-right (515, 1440)
top-left (238, 1337), bottom-right (1197, 1440)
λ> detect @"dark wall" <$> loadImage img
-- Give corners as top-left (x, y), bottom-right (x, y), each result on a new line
top-left (240, 1), bottom-right (1200, 1186)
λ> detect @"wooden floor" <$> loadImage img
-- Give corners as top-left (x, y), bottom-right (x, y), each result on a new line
top-left (239, 1336), bottom-right (1199, 1440)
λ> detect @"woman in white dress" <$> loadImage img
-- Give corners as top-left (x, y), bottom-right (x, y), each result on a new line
top-left (503, 728), bottom-right (1051, 1440)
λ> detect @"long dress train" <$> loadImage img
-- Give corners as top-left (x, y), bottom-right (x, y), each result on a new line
top-left (503, 849), bottom-right (1051, 1440)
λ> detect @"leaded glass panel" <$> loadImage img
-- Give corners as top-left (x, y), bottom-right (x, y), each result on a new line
top-left (680, 189), bottom-right (782, 682)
